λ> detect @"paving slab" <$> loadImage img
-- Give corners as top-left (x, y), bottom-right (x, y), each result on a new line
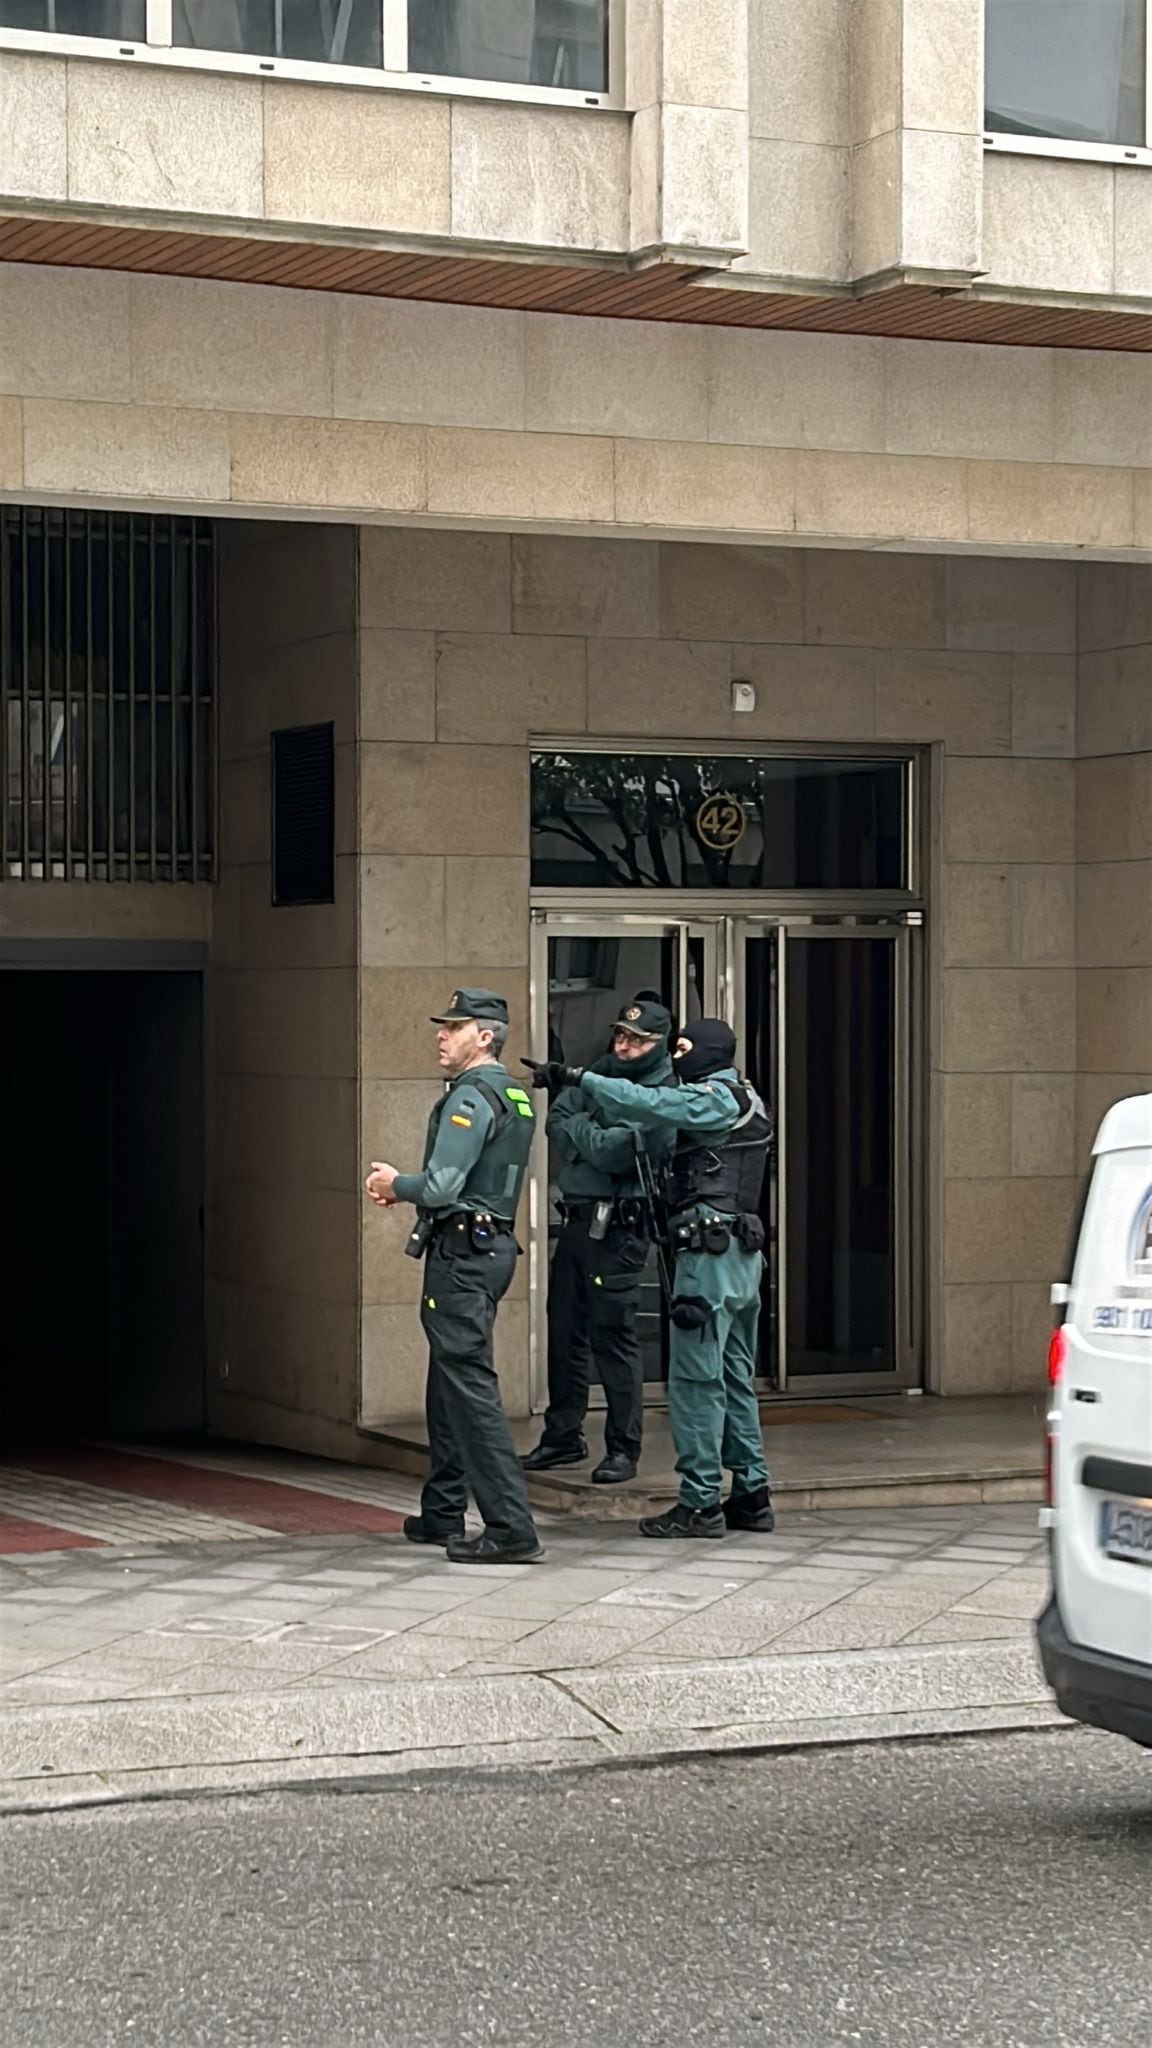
top-left (0, 1672), bottom-right (605, 1780)
top-left (556, 1639), bottom-right (1048, 1736)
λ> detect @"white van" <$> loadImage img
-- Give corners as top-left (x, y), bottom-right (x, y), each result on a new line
top-left (1038, 1093), bottom-right (1152, 1748)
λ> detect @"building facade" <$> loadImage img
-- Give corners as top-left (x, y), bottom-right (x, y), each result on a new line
top-left (1, 2), bottom-right (1149, 1461)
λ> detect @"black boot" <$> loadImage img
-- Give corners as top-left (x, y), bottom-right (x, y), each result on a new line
top-left (446, 1531), bottom-right (545, 1565)
top-left (638, 1502), bottom-right (725, 1540)
top-left (404, 1515), bottom-right (464, 1546)
top-left (723, 1487), bottom-right (775, 1533)
top-left (521, 1437), bottom-right (588, 1471)
top-left (592, 1452), bottom-right (637, 1485)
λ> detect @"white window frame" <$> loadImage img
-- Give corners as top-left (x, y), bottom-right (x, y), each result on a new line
top-left (0, 0), bottom-right (625, 112)
top-left (984, 0), bottom-right (1152, 167)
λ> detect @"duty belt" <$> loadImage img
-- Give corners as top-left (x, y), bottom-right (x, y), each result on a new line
top-left (435, 1212), bottom-right (514, 1237)
top-left (559, 1198), bottom-right (645, 1228)
top-left (670, 1209), bottom-right (765, 1256)
top-left (406, 1210), bottom-right (514, 1260)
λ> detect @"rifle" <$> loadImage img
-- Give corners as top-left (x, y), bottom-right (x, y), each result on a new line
top-left (634, 1134), bottom-right (674, 1304)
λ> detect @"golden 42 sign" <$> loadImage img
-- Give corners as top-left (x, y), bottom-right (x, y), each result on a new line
top-left (695, 792), bottom-right (747, 852)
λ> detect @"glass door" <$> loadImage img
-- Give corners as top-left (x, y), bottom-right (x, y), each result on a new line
top-left (737, 920), bottom-right (917, 1394)
top-left (529, 916), bottom-right (713, 1403)
top-left (529, 910), bottom-right (920, 1408)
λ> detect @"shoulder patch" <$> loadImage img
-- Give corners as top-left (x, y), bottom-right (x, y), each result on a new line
top-left (450, 1113), bottom-right (473, 1128)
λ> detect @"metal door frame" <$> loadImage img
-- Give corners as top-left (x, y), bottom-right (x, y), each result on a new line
top-left (730, 916), bottom-right (920, 1396)
top-left (529, 903), bottom-right (923, 1409)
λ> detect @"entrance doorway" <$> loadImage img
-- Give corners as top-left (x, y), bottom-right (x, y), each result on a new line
top-left (530, 912), bottom-right (920, 1401)
top-left (1, 969), bottom-right (205, 1439)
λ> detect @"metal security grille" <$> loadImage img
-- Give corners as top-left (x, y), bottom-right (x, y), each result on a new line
top-left (0, 507), bottom-right (215, 882)
top-left (272, 724), bottom-right (335, 907)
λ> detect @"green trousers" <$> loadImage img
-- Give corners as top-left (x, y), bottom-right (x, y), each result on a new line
top-left (667, 1237), bottom-right (770, 1512)
top-left (419, 1228), bottom-right (538, 1548)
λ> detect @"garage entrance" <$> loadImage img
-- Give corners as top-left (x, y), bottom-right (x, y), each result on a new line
top-left (1, 968), bottom-right (205, 1439)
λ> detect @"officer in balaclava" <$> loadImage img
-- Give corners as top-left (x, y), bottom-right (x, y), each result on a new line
top-left (550, 1019), bottom-right (774, 1538)
top-left (522, 999), bottom-right (674, 1485)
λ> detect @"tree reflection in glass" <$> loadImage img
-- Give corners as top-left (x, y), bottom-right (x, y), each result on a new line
top-left (530, 752), bottom-right (908, 892)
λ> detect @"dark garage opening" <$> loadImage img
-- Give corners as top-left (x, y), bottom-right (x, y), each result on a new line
top-left (1, 970), bottom-right (205, 1440)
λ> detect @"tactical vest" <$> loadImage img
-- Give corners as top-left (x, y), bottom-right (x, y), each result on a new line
top-left (427, 1066), bottom-right (536, 1220)
top-left (667, 1081), bottom-right (773, 1218)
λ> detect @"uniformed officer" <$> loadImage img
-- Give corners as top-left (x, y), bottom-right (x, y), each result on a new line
top-left (365, 989), bottom-right (543, 1565)
top-left (521, 999), bottom-right (674, 1485)
top-left (557, 1019), bottom-right (774, 1539)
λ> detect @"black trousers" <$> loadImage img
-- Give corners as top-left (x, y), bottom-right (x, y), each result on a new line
top-left (543, 1214), bottom-right (647, 1460)
top-left (419, 1228), bottom-right (537, 1546)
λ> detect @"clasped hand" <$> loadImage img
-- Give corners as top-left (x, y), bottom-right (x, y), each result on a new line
top-left (365, 1161), bottom-right (399, 1207)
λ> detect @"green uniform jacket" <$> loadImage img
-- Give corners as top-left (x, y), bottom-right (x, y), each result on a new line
top-left (579, 1066), bottom-right (746, 1214)
top-left (547, 1046), bottom-right (674, 1202)
top-left (392, 1061), bottom-right (535, 1220)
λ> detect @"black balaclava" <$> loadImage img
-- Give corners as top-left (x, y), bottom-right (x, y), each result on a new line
top-left (674, 1018), bottom-right (736, 1083)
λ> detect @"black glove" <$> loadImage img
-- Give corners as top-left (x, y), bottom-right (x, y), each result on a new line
top-left (522, 1057), bottom-right (584, 1095)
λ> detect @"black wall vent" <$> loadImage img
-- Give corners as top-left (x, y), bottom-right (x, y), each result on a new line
top-left (271, 723), bottom-right (335, 906)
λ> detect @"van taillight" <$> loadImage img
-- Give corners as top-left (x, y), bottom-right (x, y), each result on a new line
top-left (1048, 1326), bottom-right (1067, 1384)
top-left (1045, 1326), bottom-right (1066, 1508)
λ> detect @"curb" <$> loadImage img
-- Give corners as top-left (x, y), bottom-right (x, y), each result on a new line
top-left (0, 1637), bottom-right (1059, 1816)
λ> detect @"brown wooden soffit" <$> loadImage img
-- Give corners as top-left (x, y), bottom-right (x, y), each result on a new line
top-left (2, 211), bottom-right (1151, 352)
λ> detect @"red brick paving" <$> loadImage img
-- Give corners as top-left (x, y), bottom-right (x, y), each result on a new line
top-left (0, 1512), bottom-right (104, 1554)
top-left (11, 1447), bottom-right (405, 1536)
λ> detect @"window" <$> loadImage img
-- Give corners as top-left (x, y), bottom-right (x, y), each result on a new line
top-left (172, 1), bottom-right (383, 69)
top-left (985, 0), bottom-right (1148, 152)
top-left (531, 754), bottom-right (910, 893)
top-left (409, 1), bottom-right (609, 94)
top-left (0, 2), bottom-right (145, 32)
top-left (0, 509), bottom-right (215, 885)
top-left (0, 0), bottom-right (616, 103)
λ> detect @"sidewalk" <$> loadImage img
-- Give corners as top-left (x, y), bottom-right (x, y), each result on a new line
top-left (0, 1444), bottom-right (1062, 1813)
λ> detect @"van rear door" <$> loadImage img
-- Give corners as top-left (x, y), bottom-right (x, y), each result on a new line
top-left (1056, 1100), bottom-right (1152, 1665)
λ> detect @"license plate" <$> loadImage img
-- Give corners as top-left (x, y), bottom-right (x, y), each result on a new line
top-left (1100, 1499), bottom-right (1152, 1566)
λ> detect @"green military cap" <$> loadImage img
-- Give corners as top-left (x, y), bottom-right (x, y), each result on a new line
top-left (430, 987), bottom-right (509, 1025)
top-left (614, 998), bottom-right (672, 1041)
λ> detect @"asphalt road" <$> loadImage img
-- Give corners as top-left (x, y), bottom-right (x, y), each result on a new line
top-left (4, 1729), bottom-right (1150, 2047)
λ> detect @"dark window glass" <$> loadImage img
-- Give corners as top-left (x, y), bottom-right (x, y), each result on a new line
top-left (985, 0), bottom-right (1146, 146)
top-left (0, 2), bottom-right (146, 33)
top-left (272, 724), bottom-right (335, 907)
top-left (409, 0), bottom-right (609, 91)
top-left (2, 508), bottom-right (215, 884)
top-left (531, 754), bottom-right (909, 891)
top-left (782, 935), bottom-right (896, 1376)
top-left (173, 0), bottom-right (383, 67)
